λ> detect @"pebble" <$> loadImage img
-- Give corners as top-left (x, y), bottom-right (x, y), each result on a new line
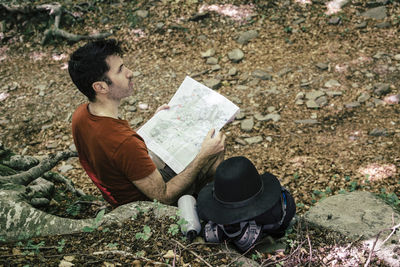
top-left (236, 30), bottom-right (258, 44)
top-left (357, 92), bottom-right (371, 103)
top-left (130, 116), bottom-right (144, 127)
top-left (252, 69), bottom-right (272, 80)
top-left (316, 63), bottom-right (329, 70)
top-left (228, 67), bottom-right (238, 76)
top-left (228, 48), bottom-right (244, 63)
top-left (294, 119), bottom-right (318, 124)
top-left (315, 96), bottom-right (328, 107)
top-left (203, 78), bottom-right (221, 90)
top-left (201, 48), bottom-right (215, 58)
top-left (328, 17), bottom-right (341, 25)
top-left (369, 128), bottom-right (389, 137)
top-left (324, 79), bottom-right (341, 88)
top-left (361, 6), bottom-right (387, 20)
top-left (244, 136), bottom-right (263, 144)
top-left (235, 138), bottom-right (247, 146)
top-left (306, 100), bottom-right (319, 109)
top-left (241, 117), bottom-right (254, 132)
top-left (58, 164), bottom-right (74, 173)
top-left (235, 111), bottom-right (245, 120)
top-left (135, 10), bottom-right (149, 18)
top-left (206, 57), bottom-right (218, 65)
top-left (305, 90), bottom-right (325, 100)
top-left (344, 102), bottom-right (361, 108)
top-left (277, 67), bottom-right (292, 77)
top-left (211, 64), bottom-right (221, 71)
top-left (394, 54), bottom-right (400, 61)
top-left (373, 83), bottom-right (391, 96)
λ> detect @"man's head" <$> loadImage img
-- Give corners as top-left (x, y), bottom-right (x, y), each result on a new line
top-left (68, 39), bottom-right (123, 102)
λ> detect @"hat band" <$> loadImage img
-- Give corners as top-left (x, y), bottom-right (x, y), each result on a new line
top-left (212, 181), bottom-right (264, 208)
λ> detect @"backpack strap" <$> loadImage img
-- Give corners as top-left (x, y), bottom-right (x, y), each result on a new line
top-left (262, 186), bottom-right (288, 231)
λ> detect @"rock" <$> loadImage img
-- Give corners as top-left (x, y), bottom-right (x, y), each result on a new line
top-left (296, 92), bottom-right (305, 100)
top-left (58, 164), bottom-right (74, 173)
top-left (306, 100), bottom-right (319, 109)
top-left (254, 113), bottom-right (280, 122)
top-left (315, 96), bottom-right (328, 107)
top-left (345, 102), bottom-right (361, 108)
top-left (236, 30), bottom-right (258, 44)
top-left (135, 10), bottom-right (149, 18)
top-left (293, 18), bottom-right (305, 25)
top-left (228, 67), bottom-right (237, 76)
top-left (305, 90), bottom-right (325, 100)
top-left (277, 67), bottom-right (292, 77)
top-left (394, 54), bottom-right (400, 61)
top-left (355, 21), bottom-right (367, 29)
top-left (200, 48), bottom-right (215, 58)
top-left (267, 106), bottom-right (276, 113)
top-left (228, 48), bottom-right (244, 63)
top-left (203, 78), bottom-right (221, 90)
top-left (373, 83), bottom-right (391, 96)
top-left (241, 117), bottom-right (254, 132)
top-left (361, 6), bottom-right (387, 20)
top-left (244, 136), bottom-right (263, 144)
top-left (304, 191), bottom-right (400, 266)
top-left (206, 57), bottom-right (218, 65)
top-left (369, 128), bottom-right (389, 137)
top-left (230, 96), bottom-right (242, 104)
top-left (324, 79), bottom-right (341, 88)
top-left (295, 99), bottom-right (304, 105)
top-left (252, 69), bottom-right (272, 80)
top-left (376, 21), bottom-right (391, 28)
top-left (235, 111), bottom-right (245, 120)
top-left (326, 91), bottom-right (343, 97)
top-left (7, 155), bottom-right (39, 171)
top-left (130, 116), bottom-right (144, 127)
top-left (234, 138), bottom-right (247, 146)
top-left (357, 92), bottom-right (371, 103)
top-left (328, 16), bottom-right (341, 25)
top-left (294, 119), bottom-right (318, 124)
top-left (316, 63), bottom-right (329, 70)
top-left (372, 98), bottom-right (386, 106)
top-left (211, 64), bottom-right (221, 71)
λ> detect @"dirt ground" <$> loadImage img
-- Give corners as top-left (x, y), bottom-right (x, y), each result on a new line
top-left (0, 0), bottom-right (399, 266)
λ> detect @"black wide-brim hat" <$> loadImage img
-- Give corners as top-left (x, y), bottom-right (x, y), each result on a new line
top-left (197, 156), bottom-right (281, 225)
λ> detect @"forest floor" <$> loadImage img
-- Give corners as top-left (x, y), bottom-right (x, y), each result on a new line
top-left (0, 0), bottom-right (399, 266)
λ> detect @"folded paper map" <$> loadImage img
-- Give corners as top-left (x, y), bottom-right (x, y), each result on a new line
top-left (137, 76), bottom-right (240, 173)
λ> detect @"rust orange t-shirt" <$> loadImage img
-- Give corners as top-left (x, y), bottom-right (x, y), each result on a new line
top-left (71, 103), bottom-right (156, 206)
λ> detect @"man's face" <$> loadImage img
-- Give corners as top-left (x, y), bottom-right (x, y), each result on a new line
top-left (104, 55), bottom-right (134, 101)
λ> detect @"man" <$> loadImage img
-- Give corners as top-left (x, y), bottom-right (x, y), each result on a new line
top-left (68, 39), bottom-right (225, 207)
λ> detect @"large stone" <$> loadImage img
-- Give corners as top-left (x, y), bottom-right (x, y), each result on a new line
top-left (324, 79), bottom-right (341, 88)
top-left (304, 191), bottom-right (400, 266)
top-left (200, 48), bottom-right (215, 58)
top-left (373, 83), bottom-right (391, 96)
top-left (361, 6), bottom-right (387, 20)
top-left (236, 30), bottom-right (258, 44)
top-left (228, 48), bottom-right (244, 63)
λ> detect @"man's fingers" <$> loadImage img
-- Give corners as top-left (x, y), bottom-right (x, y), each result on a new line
top-left (207, 129), bottom-right (215, 138)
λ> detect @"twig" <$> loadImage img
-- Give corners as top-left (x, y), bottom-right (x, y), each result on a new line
top-left (93, 250), bottom-right (170, 266)
top-left (307, 233), bottom-right (312, 266)
top-left (261, 240), bottom-right (307, 267)
top-left (170, 239), bottom-right (213, 267)
top-left (364, 216), bottom-right (400, 267)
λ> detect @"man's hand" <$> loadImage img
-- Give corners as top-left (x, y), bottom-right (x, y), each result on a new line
top-left (155, 104), bottom-right (170, 114)
top-left (199, 129), bottom-right (226, 158)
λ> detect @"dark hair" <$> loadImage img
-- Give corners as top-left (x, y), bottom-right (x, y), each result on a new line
top-left (68, 39), bottom-right (122, 102)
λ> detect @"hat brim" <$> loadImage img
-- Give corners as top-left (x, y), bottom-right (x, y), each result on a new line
top-left (197, 172), bottom-right (282, 225)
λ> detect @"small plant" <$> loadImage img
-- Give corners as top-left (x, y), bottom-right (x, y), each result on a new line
top-left (135, 225), bottom-right (152, 241)
top-left (25, 240), bottom-right (45, 255)
top-left (177, 217), bottom-right (189, 233)
top-left (284, 26), bottom-right (292, 33)
top-left (168, 224), bottom-right (180, 236)
top-left (82, 209), bottom-right (105, 233)
top-left (293, 172), bottom-right (299, 179)
top-left (57, 239), bottom-right (65, 253)
top-left (66, 204), bottom-right (81, 217)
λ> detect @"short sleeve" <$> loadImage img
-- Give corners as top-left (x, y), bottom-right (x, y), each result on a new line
top-left (113, 135), bottom-right (156, 181)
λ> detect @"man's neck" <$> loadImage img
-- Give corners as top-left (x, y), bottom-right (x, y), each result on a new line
top-left (88, 98), bottom-right (120, 119)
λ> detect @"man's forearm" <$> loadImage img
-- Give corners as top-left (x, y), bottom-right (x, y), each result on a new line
top-left (163, 152), bottom-right (209, 204)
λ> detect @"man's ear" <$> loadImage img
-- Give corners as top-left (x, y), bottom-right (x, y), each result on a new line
top-left (92, 81), bottom-right (109, 94)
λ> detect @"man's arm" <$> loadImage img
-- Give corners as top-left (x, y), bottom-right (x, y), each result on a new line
top-left (132, 129), bottom-right (225, 205)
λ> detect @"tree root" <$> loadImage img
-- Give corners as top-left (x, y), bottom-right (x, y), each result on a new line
top-left (0, 2), bottom-right (112, 44)
top-left (43, 171), bottom-right (85, 197)
top-left (0, 150), bottom-right (77, 186)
